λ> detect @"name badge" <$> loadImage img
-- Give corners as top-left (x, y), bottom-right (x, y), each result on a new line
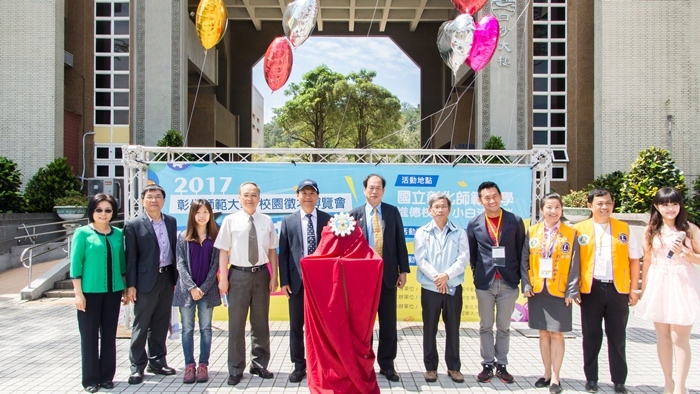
top-left (492, 246), bottom-right (506, 267)
top-left (539, 258), bottom-right (553, 279)
top-left (594, 258), bottom-right (609, 277)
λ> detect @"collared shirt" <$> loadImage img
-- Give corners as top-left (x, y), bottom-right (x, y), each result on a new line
top-left (300, 209), bottom-right (318, 256)
top-left (414, 220), bottom-right (469, 291)
top-left (147, 212), bottom-right (172, 268)
top-left (364, 203), bottom-right (383, 249)
top-left (214, 210), bottom-right (279, 267)
top-left (542, 222), bottom-right (561, 258)
top-left (592, 221), bottom-right (642, 280)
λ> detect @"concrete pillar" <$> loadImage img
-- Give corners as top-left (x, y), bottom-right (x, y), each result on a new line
top-left (132, 0), bottom-right (188, 145)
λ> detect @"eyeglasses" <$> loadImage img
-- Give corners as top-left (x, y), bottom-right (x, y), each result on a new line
top-left (144, 196), bottom-right (164, 201)
top-left (95, 208), bottom-right (113, 214)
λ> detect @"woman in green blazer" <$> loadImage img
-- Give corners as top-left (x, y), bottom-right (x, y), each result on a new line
top-left (70, 193), bottom-right (125, 392)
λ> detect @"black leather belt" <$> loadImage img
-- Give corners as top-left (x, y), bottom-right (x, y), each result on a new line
top-left (158, 265), bottom-right (171, 274)
top-left (593, 278), bottom-right (613, 284)
top-left (230, 264), bottom-right (267, 273)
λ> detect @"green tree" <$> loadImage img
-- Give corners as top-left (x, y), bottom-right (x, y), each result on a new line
top-left (263, 119), bottom-right (293, 148)
top-left (619, 147), bottom-right (686, 213)
top-left (274, 65), bottom-right (347, 155)
top-left (337, 70), bottom-right (402, 149)
top-left (484, 135), bottom-right (507, 163)
top-left (156, 129), bottom-right (195, 161)
top-left (0, 157), bottom-right (25, 213)
top-left (24, 157), bottom-right (81, 213)
top-left (397, 103), bottom-right (421, 148)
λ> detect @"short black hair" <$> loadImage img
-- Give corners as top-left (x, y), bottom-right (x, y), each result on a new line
top-left (87, 193), bottom-right (118, 223)
top-left (587, 188), bottom-right (613, 203)
top-left (141, 184), bottom-right (166, 199)
top-left (363, 174), bottom-right (386, 189)
top-left (477, 181), bottom-right (501, 197)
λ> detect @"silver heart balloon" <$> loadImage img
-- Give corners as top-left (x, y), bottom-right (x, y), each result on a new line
top-left (436, 14), bottom-right (475, 75)
top-left (283, 0), bottom-right (319, 48)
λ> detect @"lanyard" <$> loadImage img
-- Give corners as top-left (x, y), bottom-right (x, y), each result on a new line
top-left (541, 225), bottom-right (559, 258)
top-left (595, 222), bottom-right (610, 256)
top-left (485, 210), bottom-right (503, 247)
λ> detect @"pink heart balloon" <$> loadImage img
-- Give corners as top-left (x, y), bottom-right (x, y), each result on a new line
top-left (466, 15), bottom-right (499, 72)
top-left (451, 0), bottom-right (487, 15)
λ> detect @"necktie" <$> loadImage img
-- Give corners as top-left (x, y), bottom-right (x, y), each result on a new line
top-left (306, 213), bottom-right (316, 256)
top-left (248, 215), bottom-right (258, 265)
top-left (372, 207), bottom-right (383, 257)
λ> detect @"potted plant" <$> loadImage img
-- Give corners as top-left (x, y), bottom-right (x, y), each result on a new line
top-left (561, 189), bottom-right (591, 223)
top-left (54, 190), bottom-right (88, 220)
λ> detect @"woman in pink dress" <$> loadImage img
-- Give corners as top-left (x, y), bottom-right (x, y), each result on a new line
top-left (635, 187), bottom-right (700, 394)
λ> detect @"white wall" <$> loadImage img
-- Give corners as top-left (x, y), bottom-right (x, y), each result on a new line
top-left (0, 0), bottom-right (65, 186)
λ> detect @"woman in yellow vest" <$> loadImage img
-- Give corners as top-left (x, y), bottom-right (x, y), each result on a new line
top-left (635, 187), bottom-right (700, 394)
top-left (522, 192), bottom-right (580, 394)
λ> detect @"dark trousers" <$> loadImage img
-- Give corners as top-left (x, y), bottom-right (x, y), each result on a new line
top-left (77, 291), bottom-right (122, 388)
top-left (227, 268), bottom-right (271, 375)
top-left (580, 280), bottom-right (629, 384)
top-left (421, 286), bottom-right (463, 371)
top-left (288, 286), bottom-right (306, 371)
top-left (129, 271), bottom-right (175, 373)
top-left (376, 286), bottom-right (398, 371)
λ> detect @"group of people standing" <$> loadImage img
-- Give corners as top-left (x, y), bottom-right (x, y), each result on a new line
top-left (69, 177), bottom-right (700, 394)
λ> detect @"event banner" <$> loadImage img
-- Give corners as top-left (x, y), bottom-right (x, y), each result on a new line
top-left (148, 162), bottom-right (533, 322)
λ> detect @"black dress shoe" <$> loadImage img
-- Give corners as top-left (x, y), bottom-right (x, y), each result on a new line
top-left (84, 385), bottom-right (99, 393)
top-left (549, 383), bottom-right (563, 394)
top-left (614, 384), bottom-right (628, 394)
top-left (289, 369), bottom-right (306, 383)
top-left (128, 372), bottom-right (143, 385)
top-left (99, 381), bottom-right (114, 389)
top-left (249, 366), bottom-right (274, 379)
top-left (379, 368), bottom-right (400, 382)
top-left (585, 381), bottom-right (599, 393)
top-left (535, 377), bottom-right (552, 388)
top-left (227, 374), bottom-right (242, 386)
top-left (147, 365), bottom-right (176, 375)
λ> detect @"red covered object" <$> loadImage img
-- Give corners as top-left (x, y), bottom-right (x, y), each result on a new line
top-left (301, 224), bottom-right (383, 394)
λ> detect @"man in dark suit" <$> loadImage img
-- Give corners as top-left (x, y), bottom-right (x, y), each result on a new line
top-left (349, 174), bottom-right (410, 382)
top-left (466, 181), bottom-right (526, 385)
top-left (279, 179), bottom-right (332, 383)
top-left (124, 184), bottom-right (178, 384)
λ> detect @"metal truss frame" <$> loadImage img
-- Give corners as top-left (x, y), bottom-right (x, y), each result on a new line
top-left (123, 146), bottom-right (552, 220)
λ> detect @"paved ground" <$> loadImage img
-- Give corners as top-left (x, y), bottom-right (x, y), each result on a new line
top-left (1, 263), bottom-right (698, 393)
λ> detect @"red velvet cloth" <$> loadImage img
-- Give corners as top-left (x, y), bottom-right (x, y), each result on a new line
top-left (301, 225), bottom-right (383, 394)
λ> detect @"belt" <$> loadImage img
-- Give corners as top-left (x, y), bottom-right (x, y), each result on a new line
top-left (230, 263), bottom-right (268, 273)
top-left (593, 278), bottom-right (613, 284)
top-left (158, 265), bottom-right (172, 274)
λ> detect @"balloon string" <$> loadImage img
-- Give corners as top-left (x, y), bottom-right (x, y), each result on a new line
top-left (333, 0), bottom-right (383, 147)
top-left (184, 49), bottom-right (208, 147)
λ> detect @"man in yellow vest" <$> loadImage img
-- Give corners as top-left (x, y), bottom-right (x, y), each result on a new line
top-left (574, 189), bottom-right (641, 394)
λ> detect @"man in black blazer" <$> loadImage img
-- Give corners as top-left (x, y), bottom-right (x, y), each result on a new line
top-left (349, 174), bottom-right (409, 382)
top-left (124, 184), bottom-right (178, 384)
top-left (279, 179), bottom-right (332, 383)
top-left (466, 181), bottom-right (526, 385)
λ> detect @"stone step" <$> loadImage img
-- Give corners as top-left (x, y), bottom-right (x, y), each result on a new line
top-left (53, 279), bottom-right (74, 289)
top-left (44, 289), bottom-right (74, 298)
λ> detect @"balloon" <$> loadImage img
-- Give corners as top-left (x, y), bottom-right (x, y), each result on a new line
top-left (195, 0), bottom-right (228, 50)
top-left (466, 15), bottom-right (500, 72)
top-left (264, 37), bottom-right (294, 92)
top-left (436, 14), bottom-right (475, 75)
top-left (451, 0), bottom-right (487, 15)
top-left (283, 0), bottom-right (318, 48)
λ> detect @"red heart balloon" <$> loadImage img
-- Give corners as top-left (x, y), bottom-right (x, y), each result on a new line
top-left (264, 37), bottom-right (294, 92)
top-left (451, 0), bottom-right (487, 15)
top-left (466, 15), bottom-right (499, 72)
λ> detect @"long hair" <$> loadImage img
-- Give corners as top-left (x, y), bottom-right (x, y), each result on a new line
top-left (184, 199), bottom-right (218, 242)
top-left (645, 187), bottom-right (690, 249)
